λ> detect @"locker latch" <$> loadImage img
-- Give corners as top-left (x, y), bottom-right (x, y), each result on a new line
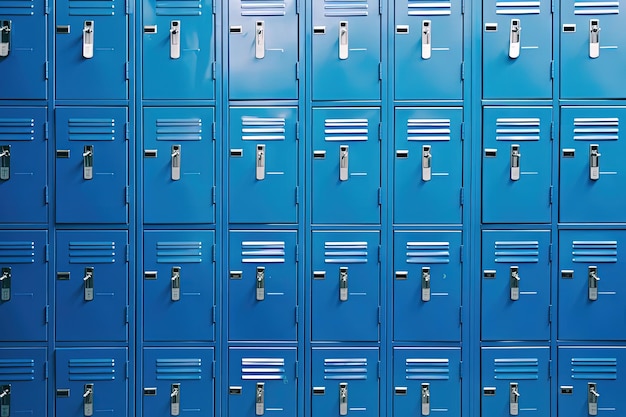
top-left (421, 383), bottom-right (430, 416)
top-left (509, 19), bottom-right (521, 59)
top-left (588, 382), bottom-right (599, 416)
top-left (422, 145), bottom-right (432, 182)
top-left (256, 21), bottom-right (265, 59)
top-left (0, 21), bottom-right (10, 57)
top-left (339, 267), bottom-right (348, 302)
top-left (171, 267), bottom-right (181, 302)
top-left (171, 145), bottom-right (181, 181)
top-left (256, 144), bottom-right (266, 181)
top-left (590, 19), bottom-right (600, 59)
top-left (0, 385), bottom-right (10, 417)
top-left (170, 383), bottom-right (180, 416)
top-left (339, 383), bottom-right (348, 416)
top-left (422, 20), bottom-right (431, 59)
top-left (256, 382), bottom-right (265, 416)
top-left (1, 267), bottom-right (11, 302)
top-left (588, 266), bottom-right (599, 301)
top-left (170, 20), bottom-right (180, 59)
top-left (510, 383), bottom-right (520, 416)
top-left (589, 144), bottom-right (600, 181)
top-left (83, 384), bottom-right (94, 417)
top-left (422, 267), bottom-right (431, 302)
top-left (510, 266), bottom-right (520, 301)
top-left (82, 21), bottom-right (94, 59)
top-left (510, 144), bottom-right (521, 181)
top-left (340, 145), bottom-right (349, 181)
top-left (84, 267), bottom-right (94, 302)
top-left (83, 145), bottom-right (93, 180)
top-left (256, 266), bottom-right (265, 301)
top-left (0, 145), bottom-right (9, 180)
top-left (339, 21), bottom-right (349, 60)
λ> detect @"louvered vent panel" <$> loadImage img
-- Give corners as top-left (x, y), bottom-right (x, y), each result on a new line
top-left (405, 358), bottom-right (450, 380)
top-left (493, 358), bottom-right (539, 380)
top-left (0, 118), bottom-right (35, 141)
top-left (68, 241), bottom-right (117, 264)
top-left (495, 1), bottom-right (541, 14)
top-left (0, 0), bottom-right (35, 15)
top-left (156, 0), bottom-right (202, 16)
top-left (407, 0), bottom-right (452, 16)
top-left (496, 118), bottom-right (541, 141)
top-left (573, 118), bottom-right (619, 140)
top-left (156, 241), bottom-right (203, 263)
top-left (156, 359), bottom-right (203, 380)
top-left (406, 242), bottom-right (450, 264)
top-left (0, 359), bottom-right (35, 381)
top-left (241, 358), bottom-right (286, 380)
top-left (494, 241), bottom-right (540, 263)
top-left (241, 117), bottom-right (286, 141)
top-left (571, 358), bottom-right (618, 380)
top-left (574, 0), bottom-right (619, 14)
top-left (241, 241), bottom-right (285, 263)
top-left (571, 241), bottom-right (618, 263)
top-left (67, 118), bottom-right (116, 141)
top-left (155, 119), bottom-right (203, 141)
top-left (407, 119), bottom-right (451, 141)
top-left (68, 0), bottom-right (117, 16)
top-left (323, 358), bottom-right (368, 380)
top-left (68, 358), bottom-right (116, 381)
top-left (325, 119), bottom-right (369, 141)
top-left (324, 241), bottom-right (368, 264)
top-left (0, 241), bottom-right (36, 263)
top-left (323, 0), bottom-right (369, 16)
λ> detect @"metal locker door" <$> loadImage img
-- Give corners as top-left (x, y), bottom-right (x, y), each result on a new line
top-left (393, 231), bottom-right (462, 342)
top-left (229, 107), bottom-right (298, 224)
top-left (0, 0), bottom-right (47, 99)
top-left (228, 0), bottom-right (298, 100)
top-left (482, 107), bottom-right (552, 223)
top-left (560, 107), bottom-right (626, 223)
top-left (142, 0), bottom-right (214, 100)
top-left (394, 108), bottom-right (463, 225)
top-left (0, 348), bottom-right (47, 417)
top-left (55, 348), bottom-right (127, 417)
top-left (558, 347), bottom-right (626, 417)
top-left (482, 230), bottom-right (551, 341)
top-left (56, 230), bottom-right (128, 342)
top-left (394, 0), bottom-right (463, 100)
top-left (311, 231), bottom-right (380, 342)
top-left (0, 231), bottom-right (47, 342)
top-left (143, 107), bottom-right (215, 224)
top-left (228, 231), bottom-right (298, 341)
top-left (55, 107), bottom-right (129, 224)
top-left (228, 348), bottom-right (297, 417)
top-left (311, 348), bottom-right (379, 417)
top-left (393, 348), bottom-right (461, 417)
top-left (481, 347), bottom-right (550, 417)
top-left (312, 108), bottom-right (381, 225)
top-left (561, 3), bottom-right (626, 99)
top-left (558, 230), bottom-right (626, 341)
top-left (143, 230), bottom-right (215, 342)
top-left (55, 0), bottom-right (128, 100)
top-left (311, 0), bottom-right (381, 100)
top-left (482, 0), bottom-right (552, 99)
top-left (143, 348), bottom-right (214, 417)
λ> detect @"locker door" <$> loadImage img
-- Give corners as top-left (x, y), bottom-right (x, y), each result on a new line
top-left (393, 348), bottom-right (461, 417)
top-left (56, 231), bottom-right (128, 342)
top-left (558, 230), bottom-right (626, 341)
top-left (482, 230), bottom-right (551, 341)
top-left (143, 107), bottom-right (215, 224)
top-left (143, 348), bottom-right (214, 417)
top-left (561, 3), bottom-right (626, 99)
top-left (394, 0), bottom-right (463, 100)
top-left (482, 0), bottom-right (552, 98)
top-left (55, 107), bottom-right (128, 224)
top-left (481, 347), bottom-right (550, 417)
top-left (312, 108), bottom-right (381, 225)
top-left (312, 231), bottom-right (380, 342)
top-left (311, 0), bottom-right (381, 100)
top-left (394, 108), bottom-right (463, 225)
top-left (0, 348), bottom-right (46, 417)
top-left (311, 348), bottom-right (379, 417)
top-left (483, 107), bottom-right (552, 223)
top-left (55, 0), bottom-right (127, 100)
top-left (558, 347), bottom-right (626, 417)
top-left (0, 0), bottom-right (47, 99)
top-left (229, 107), bottom-right (298, 224)
top-left (228, 348), bottom-right (297, 417)
top-left (143, 231), bottom-right (215, 342)
top-left (393, 231), bottom-right (462, 342)
top-left (55, 348), bottom-right (127, 417)
top-left (228, 0), bottom-right (298, 100)
top-left (142, 0), bottom-right (214, 100)
top-left (559, 107), bottom-right (626, 223)
top-left (0, 107), bottom-right (47, 224)
top-left (228, 231), bottom-right (298, 341)
top-left (0, 231), bottom-right (47, 342)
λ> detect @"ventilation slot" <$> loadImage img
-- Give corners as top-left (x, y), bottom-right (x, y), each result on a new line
top-left (155, 119), bottom-right (202, 141)
top-left (67, 118), bottom-right (116, 141)
top-left (323, 0), bottom-right (369, 17)
top-left (574, 0), bottom-right (619, 14)
top-left (407, 119), bottom-right (451, 141)
top-left (0, 119), bottom-right (35, 141)
top-left (241, 241), bottom-right (286, 263)
top-left (156, 241), bottom-right (203, 264)
top-left (324, 241), bottom-right (369, 264)
top-left (68, 241), bottom-right (117, 264)
top-left (573, 118), bottom-right (619, 141)
top-left (325, 119), bottom-right (369, 142)
top-left (407, 0), bottom-right (452, 16)
top-left (156, 0), bottom-right (203, 16)
top-left (0, 0), bottom-right (35, 15)
top-left (68, 0), bottom-right (117, 16)
top-left (493, 358), bottom-right (539, 380)
top-left (405, 358), bottom-right (450, 380)
top-left (571, 241), bottom-right (618, 263)
top-left (571, 358), bottom-right (618, 380)
top-left (323, 358), bottom-right (368, 380)
top-left (495, 1), bottom-right (541, 14)
top-left (0, 359), bottom-right (35, 381)
top-left (494, 241), bottom-right (540, 263)
top-left (241, 358), bottom-right (286, 380)
top-left (156, 359), bottom-right (203, 380)
top-left (406, 242), bottom-right (451, 264)
top-left (496, 118), bottom-right (541, 141)
top-left (241, 0), bottom-right (286, 16)
top-left (68, 359), bottom-right (116, 381)
top-left (241, 117), bottom-right (286, 141)
top-left (0, 241), bottom-right (36, 264)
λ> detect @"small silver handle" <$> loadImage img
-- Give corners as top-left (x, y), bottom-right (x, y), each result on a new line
top-left (82, 21), bottom-right (94, 59)
top-left (510, 266), bottom-right (520, 301)
top-left (171, 267), bottom-right (181, 302)
top-left (510, 144), bottom-right (521, 181)
top-left (339, 21), bottom-right (348, 60)
top-left (83, 384), bottom-right (94, 417)
top-left (256, 144), bottom-right (266, 180)
top-left (84, 267), bottom-right (94, 302)
top-left (256, 382), bottom-right (265, 416)
top-left (171, 383), bottom-right (180, 416)
top-left (171, 145), bottom-right (181, 181)
top-left (170, 20), bottom-right (181, 59)
top-left (340, 267), bottom-right (348, 302)
top-left (256, 267), bottom-right (265, 301)
top-left (510, 383), bottom-right (520, 416)
top-left (422, 20), bottom-right (431, 59)
top-left (83, 145), bottom-right (93, 180)
top-left (340, 145), bottom-right (349, 181)
top-left (339, 383), bottom-right (348, 416)
top-left (588, 266), bottom-right (599, 301)
top-left (509, 19), bottom-right (521, 59)
top-left (422, 267), bottom-right (431, 302)
top-left (422, 145), bottom-right (432, 182)
top-left (590, 19), bottom-right (600, 59)
top-left (590, 144), bottom-right (600, 181)
top-left (421, 383), bottom-right (430, 416)
top-left (0, 145), bottom-right (9, 181)
top-left (588, 383), bottom-right (599, 416)
top-left (0, 267), bottom-right (10, 302)
top-left (0, 384), bottom-right (10, 417)
top-left (0, 21), bottom-right (10, 57)
top-left (255, 21), bottom-right (265, 59)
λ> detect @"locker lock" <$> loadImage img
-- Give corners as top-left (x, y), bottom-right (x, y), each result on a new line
top-left (340, 145), bottom-right (349, 181)
top-left (170, 20), bottom-right (181, 59)
top-left (509, 19), bottom-right (521, 59)
top-left (83, 267), bottom-right (94, 302)
top-left (83, 384), bottom-right (94, 417)
top-left (422, 20), bottom-right (431, 60)
top-left (82, 21), bottom-right (94, 59)
top-left (0, 385), bottom-right (10, 417)
top-left (171, 267), bottom-right (181, 302)
top-left (171, 145), bottom-right (181, 181)
top-left (0, 145), bottom-right (9, 180)
top-left (1, 267), bottom-right (11, 302)
top-left (256, 266), bottom-right (265, 301)
top-left (255, 21), bottom-right (265, 59)
top-left (256, 144), bottom-right (266, 181)
top-left (83, 145), bottom-right (93, 180)
top-left (171, 383), bottom-right (180, 416)
top-left (588, 382), bottom-right (599, 416)
top-left (421, 383), bottom-right (430, 416)
top-left (339, 383), bottom-right (348, 416)
top-left (588, 266), bottom-right (599, 301)
top-left (590, 144), bottom-right (600, 181)
top-left (510, 383), bottom-right (520, 416)
top-left (256, 382), bottom-right (265, 416)
top-left (590, 19), bottom-right (600, 59)
top-left (510, 144), bottom-right (521, 181)
top-left (510, 266), bottom-right (520, 301)
top-left (339, 21), bottom-right (349, 60)
top-left (0, 21), bottom-right (10, 57)
top-left (422, 145), bottom-right (432, 182)
top-left (339, 267), bottom-right (348, 302)
top-left (421, 267), bottom-right (431, 302)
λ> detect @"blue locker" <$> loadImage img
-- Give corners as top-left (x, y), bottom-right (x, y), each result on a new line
top-left (311, 0), bottom-right (381, 100)
top-left (0, 0), bottom-right (47, 99)
top-left (228, 347), bottom-right (297, 417)
top-left (228, 230), bottom-right (298, 341)
top-left (482, 0), bottom-right (552, 99)
top-left (55, 107), bottom-right (128, 224)
top-left (393, 231), bottom-right (462, 342)
top-left (55, 0), bottom-right (128, 100)
top-left (142, 0), bottom-right (214, 100)
top-left (481, 347), bottom-right (550, 417)
top-left (394, 0), bottom-right (463, 100)
top-left (143, 230), bottom-right (215, 342)
top-left (0, 107), bottom-right (47, 224)
top-left (0, 231), bottom-right (47, 342)
top-left (561, 3), bottom-right (626, 99)
top-left (143, 107), bottom-right (215, 225)
top-left (229, 107), bottom-right (299, 224)
top-left (558, 347), bottom-right (626, 417)
top-left (393, 348), bottom-right (461, 417)
top-left (0, 348), bottom-right (47, 417)
top-left (311, 348), bottom-right (379, 417)
top-left (56, 230), bottom-right (128, 342)
top-left (55, 348), bottom-right (127, 417)
top-left (394, 108), bottom-right (463, 225)
top-left (560, 107), bottom-right (626, 223)
top-left (482, 230), bottom-right (551, 341)
top-left (228, 0), bottom-right (298, 100)
top-left (143, 348), bottom-right (214, 417)
top-left (311, 231), bottom-right (380, 342)
top-left (312, 108), bottom-right (381, 225)
top-left (483, 107), bottom-right (552, 223)
top-left (558, 230), bottom-right (626, 341)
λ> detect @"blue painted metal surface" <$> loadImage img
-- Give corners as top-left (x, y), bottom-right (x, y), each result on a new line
top-left (0, 348), bottom-right (47, 417)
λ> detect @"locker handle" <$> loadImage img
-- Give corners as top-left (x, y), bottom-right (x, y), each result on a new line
top-left (590, 19), bottom-right (600, 59)
top-left (57, 25), bottom-right (70, 34)
top-left (171, 145), bottom-right (181, 181)
top-left (83, 384), bottom-right (94, 417)
top-left (256, 382), bottom-right (265, 416)
top-left (57, 272), bottom-right (71, 280)
top-left (339, 383), bottom-right (348, 416)
top-left (171, 383), bottom-right (180, 416)
top-left (340, 145), bottom-right (349, 181)
top-left (57, 389), bottom-right (71, 397)
top-left (256, 266), bottom-right (265, 301)
top-left (313, 271), bottom-right (326, 280)
top-left (0, 21), bottom-right (10, 57)
top-left (396, 25), bottom-right (409, 34)
top-left (144, 388), bottom-right (157, 396)
top-left (339, 267), bottom-right (348, 302)
top-left (509, 19), bottom-right (521, 59)
top-left (313, 387), bottom-right (326, 395)
top-left (82, 20), bottom-right (94, 59)
top-left (510, 144), bottom-right (521, 181)
top-left (588, 383), bottom-right (599, 416)
top-left (395, 271), bottom-right (408, 280)
top-left (588, 266), bottom-right (599, 301)
top-left (1, 267), bottom-right (11, 302)
top-left (313, 150), bottom-right (326, 159)
top-left (422, 20), bottom-right (432, 60)
top-left (510, 383), bottom-right (520, 416)
top-left (57, 150), bottom-right (70, 158)
top-left (395, 387), bottom-right (408, 395)
top-left (170, 20), bottom-right (180, 59)
top-left (485, 149), bottom-right (497, 158)
top-left (0, 385), bottom-right (9, 417)
top-left (0, 145), bottom-right (10, 181)
top-left (339, 21), bottom-right (348, 60)
top-left (255, 21), bottom-right (265, 59)
top-left (83, 145), bottom-right (93, 180)
top-left (229, 387), bottom-right (242, 395)
top-left (144, 25), bottom-right (157, 34)
top-left (422, 383), bottom-right (431, 416)
top-left (590, 144), bottom-right (600, 181)
top-left (231, 149), bottom-right (243, 157)
top-left (422, 267), bottom-right (431, 302)
top-left (84, 267), bottom-right (94, 301)
top-left (256, 144), bottom-right (266, 180)
top-left (422, 145), bottom-right (432, 181)
top-left (230, 271), bottom-right (243, 279)
top-left (396, 150), bottom-right (409, 158)
top-left (144, 149), bottom-right (158, 158)
top-left (230, 26), bottom-right (243, 34)
top-left (313, 26), bottom-right (326, 35)
top-left (171, 267), bottom-right (181, 302)
top-left (510, 266), bottom-right (520, 301)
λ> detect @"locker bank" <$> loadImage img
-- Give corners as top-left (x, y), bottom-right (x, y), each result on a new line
top-left (1, 0), bottom-right (625, 416)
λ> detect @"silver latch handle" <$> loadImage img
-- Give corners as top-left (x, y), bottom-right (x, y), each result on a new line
top-left (422, 145), bottom-right (432, 181)
top-left (590, 144), bottom-right (600, 181)
top-left (422, 20), bottom-right (431, 59)
top-left (0, 21), bottom-right (11, 57)
top-left (83, 145), bottom-right (93, 180)
top-left (256, 144), bottom-right (266, 180)
top-left (256, 21), bottom-right (265, 59)
top-left (171, 383), bottom-right (180, 416)
top-left (340, 145), bottom-right (349, 181)
top-left (588, 266), bottom-right (599, 301)
top-left (256, 382), bottom-right (265, 416)
top-left (509, 19), bottom-right (521, 59)
top-left (84, 267), bottom-right (94, 301)
top-left (421, 383), bottom-right (430, 416)
top-left (82, 21), bottom-right (94, 59)
top-left (0, 145), bottom-right (10, 181)
top-left (171, 267), bottom-right (181, 302)
top-left (590, 19), bottom-right (600, 59)
top-left (339, 21), bottom-right (349, 60)
top-left (83, 384), bottom-right (94, 417)
top-left (256, 266), bottom-right (265, 301)
top-left (171, 145), bottom-right (181, 181)
top-left (510, 144), bottom-right (521, 181)
top-left (340, 267), bottom-right (348, 302)
top-left (510, 266), bottom-right (520, 301)
top-left (170, 20), bottom-right (181, 59)
top-left (510, 383), bottom-right (520, 416)
top-left (422, 267), bottom-right (431, 302)
top-left (339, 383), bottom-right (348, 416)
top-left (588, 383), bottom-right (599, 416)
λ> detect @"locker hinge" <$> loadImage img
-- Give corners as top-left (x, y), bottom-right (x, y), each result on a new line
top-left (212, 62), bottom-right (217, 80)
top-left (379, 122), bottom-right (382, 141)
top-left (549, 186), bottom-right (553, 205)
top-left (126, 244), bottom-right (130, 262)
top-left (44, 0), bottom-right (49, 14)
top-left (45, 244), bottom-right (49, 262)
top-left (378, 188), bottom-right (382, 205)
top-left (460, 187), bottom-right (464, 205)
top-left (459, 306), bottom-right (463, 324)
top-left (295, 0), bottom-right (300, 13)
top-left (44, 186), bottom-right (49, 204)
top-left (125, 122), bottom-right (130, 141)
top-left (379, 0), bottom-right (382, 14)
top-left (459, 361), bottom-right (463, 379)
top-left (296, 62), bottom-right (300, 80)
top-left (462, 0), bottom-right (465, 13)
top-left (126, 361), bottom-right (129, 379)
top-left (212, 305), bottom-right (216, 323)
top-left (44, 305), bottom-right (49, 323)
top-left (460, 245), bottom-right (464, 263)
top-left (461, 122), bottom-right (465, 141)
top-left (44, 61), bottom-right (49, 79)
top-left (44, 122), bottom-right (49, 140)
top-left (550, 121), bottom-right (554, 141)
top-left (125, 186), bottom-right (130, 204)
top-left (550, 61), bottom-right (554, 79)
top-left (295, 186), bottom-right (299, 205)
top-left (212, 186), bottom-right (216, 205)
top-left (551, 0), bottom-right (554, 13)
top-left (378, 245), bottom-right (382, 263)
top-left (549, 360), bottom-right (553, 379)
top-left (125, 0), bottom-right (129, 14)
top-left (125, 306), bottom-right (129, 323)
top-left (295, 306), bottom-right (299, 323)
top-left (295, 361), bottom-right (299, 378)
top-left (212, 361), bottom-right (216, 378)
top-left (125, 62), bottom-right (130, 80)
top-left (212, 122), bottom-right (216, 140)
top-left (212, 244), bottom-right (216, 262)
top-left (461, 62), bottom-right (465, 80)
top-left (548, 305), bottom-right (552, 323)
top-left (212, 0), bottom-right (216, 13)
top-left (549, 243), bottom-right (553, 262)
top-left (378, 361), bottom-right (381, 379)
top-left (44, 361), bottom-right (49, 379)
top-left (296, 244), bottom-right (299, 263)
top-left (379, 63), bottom-right (383, 80)
top-left (296, 121), bottom-right (300, 140)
